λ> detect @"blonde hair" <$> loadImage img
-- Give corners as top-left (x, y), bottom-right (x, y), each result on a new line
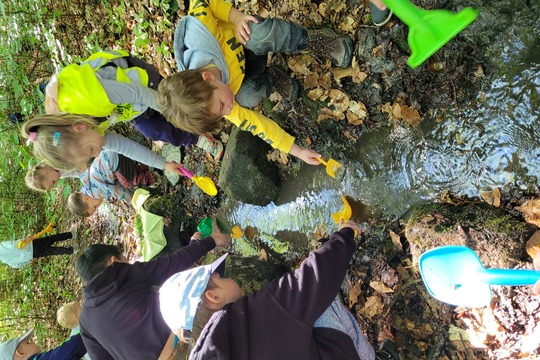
top-left (56, 301), bottom-right (82, 329)
top-left (157, 69), bottom-right (222, 134)
top-left (67, 192), bottom-right (91, 217)
top-left (25, 162), bottom-right (56, 192)
top-left (21, 114), bottom-right (98, 171)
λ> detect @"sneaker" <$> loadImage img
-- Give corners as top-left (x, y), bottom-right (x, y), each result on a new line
top-left (266, 65), bottom-right (301, 102)
top-left (375, 339), bottom-right (400, 360)
top-left (308, 28), bottom-right (353, 68)
top-left (196, 133), bottom-right (224, 159)
top-left (370, 2), bottom-right (393, 27)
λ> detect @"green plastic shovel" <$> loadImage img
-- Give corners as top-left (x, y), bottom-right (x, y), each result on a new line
top-left (383, 0), bottom-right (478, 68)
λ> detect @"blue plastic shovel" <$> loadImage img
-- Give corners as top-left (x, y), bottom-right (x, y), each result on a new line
top-left (419, 246), bottom-right (540, 307)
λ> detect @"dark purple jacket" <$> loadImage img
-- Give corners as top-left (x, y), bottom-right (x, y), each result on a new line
top-left (190, 228), bottom-right (361, 360)
top-left (30, 333), bottom-right (86, 360)
top-left (79, 237), bottom-right (216, 359)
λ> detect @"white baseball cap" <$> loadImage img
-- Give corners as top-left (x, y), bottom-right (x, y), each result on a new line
top-left (159, 253), bottom-right (228, 338)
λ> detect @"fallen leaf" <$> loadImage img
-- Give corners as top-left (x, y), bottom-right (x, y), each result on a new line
top-left (348, 281), bottom-right (362, 307)
top-left (346, 111), bottom-right (362, 125)
top-left (342, 130), bottom-right (357, 142)
top-left (525, 230), bottom-right (540, 259)
top-left (359, 295), bottom-right (384, 319)
top-left (316, 112), bottom-right (335, 124)
top-left (379, 102), bottom-right (394, 119)
top-left (287, 54), bottom-right (312, 74)
top-left (266, 149), bottom-right (288, 164)
top-left (258, 248), bottom-right (268, 262)
top-left (303, 71), bottom-right (320, 89)
top-left (333, 67), bottom-right (355, 80)
top-left (389, 230), bottom-right (403, 251)
top-left (480, 187), bottom-right (501, 207)
top-left (400, 104), bottom-right (422, 126)
top-left (517, 198), bottom-right (540, 227)
top-left (307, 88), bottom-right (326, 101)
top-left (369, 280), bottom-right (394, 294)
top-left (347, 100), bottom-right (368, 124)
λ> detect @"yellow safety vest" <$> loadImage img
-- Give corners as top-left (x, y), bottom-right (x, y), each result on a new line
top-left (56, 50), bottom-right (149, 133)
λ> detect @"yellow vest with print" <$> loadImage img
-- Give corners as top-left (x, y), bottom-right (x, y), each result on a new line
top-left (56, 50), bottom-right (149, 123)
top-left (188, 0), bottom-right (245, 95)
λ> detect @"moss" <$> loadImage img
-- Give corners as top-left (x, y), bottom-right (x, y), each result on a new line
top-left (143, 196), bottom-right (174, 217)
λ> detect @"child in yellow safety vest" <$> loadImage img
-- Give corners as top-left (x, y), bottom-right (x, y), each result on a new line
top-left (44, 50), bottom-right (223, 158)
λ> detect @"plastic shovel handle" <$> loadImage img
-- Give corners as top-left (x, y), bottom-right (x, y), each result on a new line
top-left (482, 268), bottom-right (540, 286)
top-left (177, 166), bottom-right (194, 179)
top-left (317, 158), bottom-right (328, 166)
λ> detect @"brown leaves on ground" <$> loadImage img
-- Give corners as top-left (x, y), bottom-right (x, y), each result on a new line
top-left (382, 97), bottom-right (422, 127)
top-left (517, 197), bottom-right (540, 228)
top-left (480, 187), bottom-right (501, 207)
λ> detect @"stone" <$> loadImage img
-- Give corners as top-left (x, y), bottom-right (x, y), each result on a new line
top-left (404, 202), bottom-right (537, 269)
top-left (218, 128), bottom-right (281, 205)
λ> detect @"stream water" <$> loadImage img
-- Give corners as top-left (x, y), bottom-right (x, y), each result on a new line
top-left (220, 2), bottom-right (540, 256)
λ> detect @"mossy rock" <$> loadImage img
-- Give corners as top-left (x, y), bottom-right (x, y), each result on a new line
top-left (404, 202), bottom-right (537, 268)
top-left (219, 127), bottom-right (281, 205)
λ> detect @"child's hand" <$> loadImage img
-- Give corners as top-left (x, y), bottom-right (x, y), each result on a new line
top-left (289, 144), bottom-right (322, 165)
top-left (190, 231), bottom-right (202, 241)
top-left (212, 233), bottom-right (232, 247)
top-left (534, 253), bottom-right (540, 295)
top-left (338, 219), bottom-right (362, 235)
top-left (163, 161), bottom-right (183, 175)
top-left (229, 8), bottom-right (258, 45)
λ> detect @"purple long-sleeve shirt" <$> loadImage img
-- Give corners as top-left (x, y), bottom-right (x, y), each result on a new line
top-left (79, 237), bottom-right (216, 359)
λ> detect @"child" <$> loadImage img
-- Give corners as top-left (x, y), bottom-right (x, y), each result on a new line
top-left (56, 301), bottom-right (82, 330)
top-left (0, 328), bottom-right (86, 359)
top-left (44, 50), bottom-right (223, 158)
top-left (79, 150), bottom-right (158, 203)
top-left (157, 0), bottom-right (356, 165)
top-left (74, 232), bottom-right (231, 359)
top-left (67, 193), bottom-right (102, 217)
top-left (158, 220), bottom-right (400, 360)
top-left (20, 114), bottom-right (184, 176)
top-left (25, 162), bottom-right (81, 192)
top-left (0, 231), bottom-right (74, 269)
top-left (57, 301), bottom-right (92, 360)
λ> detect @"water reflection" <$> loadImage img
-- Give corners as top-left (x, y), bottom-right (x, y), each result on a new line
top-left (222, 9), bottom-right (540, 252)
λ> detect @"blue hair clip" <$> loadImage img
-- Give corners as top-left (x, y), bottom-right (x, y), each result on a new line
top-left (52, 131), bottom-right (61, 146)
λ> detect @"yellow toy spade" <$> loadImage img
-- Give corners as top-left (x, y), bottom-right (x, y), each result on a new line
top-left (317, 157), bottom-right (343, 178)
top-left (18, 222), bottom-right (55, 249)
top-left (178, 166), bottom-right (218, 196)
top-left (332, 196), bottom-right (358, 236)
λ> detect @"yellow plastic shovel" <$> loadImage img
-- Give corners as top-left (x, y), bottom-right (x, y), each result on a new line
top-left (332, 196), bottom-right (352, 223)
top-left (317, 157), bottom-right (343, 178)
top-left (18, 222), bottom-right (55, 249)
top-left (231, 226), bottom-right (243, 239)
top-left (178, 166), bottom-right (218, 196)
top-left (332, 196), bottom-right (358, 236)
